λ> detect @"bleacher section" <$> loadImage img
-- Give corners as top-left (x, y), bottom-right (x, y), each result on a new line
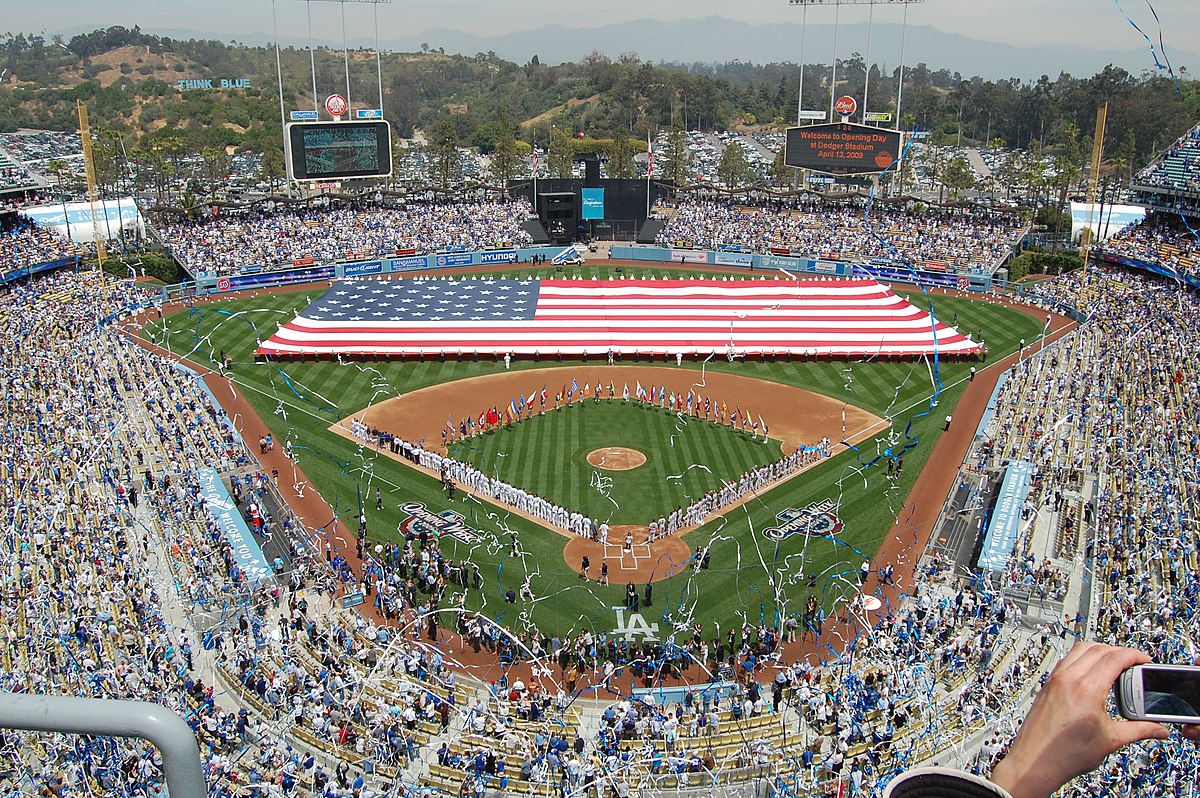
top-left (1129, 122), bottom-right (1200, 211)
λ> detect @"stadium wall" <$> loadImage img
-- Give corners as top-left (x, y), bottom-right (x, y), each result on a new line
top-left (610, 245), bottom-right (995, 291)
top-left (173, 246), bottom-right (578, 299)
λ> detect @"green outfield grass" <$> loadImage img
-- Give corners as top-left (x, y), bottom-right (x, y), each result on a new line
top-left (453, 400), bottom-right (783, 524)
top-left (145, 267), bottom-right (1045, 638)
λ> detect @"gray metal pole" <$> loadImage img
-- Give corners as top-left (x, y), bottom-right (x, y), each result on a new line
top-left (897, 1), bottom-right (909, 129)
top-left (375, 1), bottom-right (384, 115)
top-left (829, 2), bottom-right (840, 120)
top-left (0, 693), bottom-right (205, 798)
top-left (308, 0), bottom-right (319, 110)
top-left (863, 1), bottom-right (873, 123)
top-left (342, 0), bottom-right (352, 109)
top-left (272, 0), bottom-right (288, 150)
top-left (797, 2), bottom-right (807, 124)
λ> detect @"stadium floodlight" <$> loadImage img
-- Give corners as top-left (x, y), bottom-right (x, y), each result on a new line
top-left (293, 0), bottom-right (393, 119)
top-left (788, 0), bottom-right (923, 5)
top-left (787, 0), bottom-right (923, 131)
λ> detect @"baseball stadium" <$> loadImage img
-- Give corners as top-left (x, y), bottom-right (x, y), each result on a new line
top-left (1, 3), bottom-right (1200, 798)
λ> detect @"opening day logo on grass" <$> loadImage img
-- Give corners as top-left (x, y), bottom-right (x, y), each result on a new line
top-left (761, 499), bottom-right (843, 541)
top-left (398, 502), bottom-right (483, 545)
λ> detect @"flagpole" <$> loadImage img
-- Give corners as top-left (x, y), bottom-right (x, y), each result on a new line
top-left (646, 129), bottom-right (652, 220)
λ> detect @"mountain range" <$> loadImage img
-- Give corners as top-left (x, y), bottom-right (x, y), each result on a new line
top-left (107, 16), bottom-right (1197, 83)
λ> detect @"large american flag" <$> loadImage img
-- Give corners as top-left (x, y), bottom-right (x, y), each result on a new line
top-left (256, 277), bottom-right (982, 357)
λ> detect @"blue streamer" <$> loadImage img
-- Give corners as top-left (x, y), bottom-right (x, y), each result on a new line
top-left (273, 368), bottom-right (338, 416)
top-left (1113, 0), bottom-right (1182, 92)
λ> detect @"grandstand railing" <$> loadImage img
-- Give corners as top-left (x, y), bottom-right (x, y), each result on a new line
top-left (0, 693), bottom-right (206, 798)
top-left (0, 254), bottom-right (78, 284)
top-left (1095, 251), bottom-right (1200, 292)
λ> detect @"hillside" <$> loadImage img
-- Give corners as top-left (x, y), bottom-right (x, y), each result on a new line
top-left (0, 25), bottom-right (1195, 176)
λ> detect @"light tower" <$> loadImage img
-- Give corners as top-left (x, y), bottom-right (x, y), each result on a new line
top-left (786, 0), bottom-right (924, 129)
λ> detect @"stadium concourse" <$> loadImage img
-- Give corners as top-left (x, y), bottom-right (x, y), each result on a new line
top-left (4, 215), bottom-right (1200, 798)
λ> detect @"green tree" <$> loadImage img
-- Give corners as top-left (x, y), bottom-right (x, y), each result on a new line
top-left (939, 155), bottom-right (975, 200)
top-left (1116, 128), bottom-right (1137, 184)
top-left (768, 148), bottom-right (793, 189)
top-left (549, 125), bottom-right (574, 179)
top-left (1051, 123), bottom-right (1084, 250)
top-left (258, 143), bottom-right (285, 193)
top-left (606, 129), bottom-right (635, 179)
top-left (45, 158), bottom-right (75, 198)
top-left (716, 140), bottom-right (750, 189)
top-left (429, 116), bottom-right (461, 189)
top-left (489, 122), bottom-right (521, 187)
top-left (660, 122), bottom-right (692, 187)
top-left (201, 146), bottom-right (229, 199)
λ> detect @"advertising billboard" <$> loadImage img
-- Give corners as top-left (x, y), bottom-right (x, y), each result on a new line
top-left (581, 188), bottom-right (605, 220)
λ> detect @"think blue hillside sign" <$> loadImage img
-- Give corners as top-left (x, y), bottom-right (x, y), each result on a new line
top-left (177, 78), bottom-right (252, 91)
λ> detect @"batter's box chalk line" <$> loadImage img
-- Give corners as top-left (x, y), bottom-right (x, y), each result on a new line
top-left (601, 542), bottom-right (652, 570)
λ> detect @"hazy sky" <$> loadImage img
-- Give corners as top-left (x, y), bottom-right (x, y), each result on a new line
top-left (7, 0), bottom-right (1200, 53)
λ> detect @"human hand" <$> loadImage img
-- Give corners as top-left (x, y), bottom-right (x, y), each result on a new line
top-left (990, 642), bottom-right (1168, 798)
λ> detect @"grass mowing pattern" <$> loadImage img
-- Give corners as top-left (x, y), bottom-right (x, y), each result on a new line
top-left (144, 269), bottom-right (1045, 635)
top-left (452, 401), bottom-right (782, 524)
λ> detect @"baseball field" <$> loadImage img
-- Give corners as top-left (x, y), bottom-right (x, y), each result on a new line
top-left (142, 264), bottom-right (1045, 640)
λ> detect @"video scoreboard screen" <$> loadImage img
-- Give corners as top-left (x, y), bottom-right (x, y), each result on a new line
top-left (785, 123), bottom-right (902, 176)
top-left (285, 121), bottom-right (392, 181)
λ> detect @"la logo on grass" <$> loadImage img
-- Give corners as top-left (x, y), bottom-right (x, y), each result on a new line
top-left (761, 499), bottom-right (843, 541)
top-left (611, 606), bottom-right (659, 641)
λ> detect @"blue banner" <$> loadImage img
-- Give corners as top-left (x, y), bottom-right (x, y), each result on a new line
top-left (759, 254), bottom-right (805, 271)
top-left (1, 256), bottom-right (76, 284)
top-left (228, 265), bottom-right (334, 290)
top-left (479, 250), bottom-right (518, 265)
top-left (433, 253), bottom-right (473, 267)
top-left (978, 460), bottom-right (1034, 573)
top-left (389, 255), bottom-right (429, 272)
top-left (343, 260), bottom-right (383, 276)
top-left (581, 188), bottom-right (605, 220)
top-left (714, 252), bottom-right (753, 266)
top-left (197, 468), bottom-right (274, 585)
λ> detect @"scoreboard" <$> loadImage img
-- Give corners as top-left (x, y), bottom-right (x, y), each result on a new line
top-left (285, 121), bottom-right (393, 181)
top-left (785, 123), bottom-right (902, 176)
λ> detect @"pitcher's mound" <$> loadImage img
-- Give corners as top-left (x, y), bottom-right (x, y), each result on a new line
top-left (586, 447), bottom-right (646, 470)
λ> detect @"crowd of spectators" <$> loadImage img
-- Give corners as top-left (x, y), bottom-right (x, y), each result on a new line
top-left (0, 211), bottom-right (76, 274)
top-left (1094, 210), bottom-right (1200, 279)
top-left (156, 200), bottom-right (536, 276)
top-left (1132, 123), bottom-right (1200, 193)
top-left (6, 226), bottom-right (1200, 798)
top-left (654, 199), bottom-right (1025, 274)
top-left (961, 266), bottom-right (1200, 794)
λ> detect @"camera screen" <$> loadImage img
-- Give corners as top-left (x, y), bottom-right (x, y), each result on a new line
top-left (1143, 668), bottom-right (1200, 718)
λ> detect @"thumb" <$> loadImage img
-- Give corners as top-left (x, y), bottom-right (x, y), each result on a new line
top-left (1111, 720), bottom-right (1170, 748)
